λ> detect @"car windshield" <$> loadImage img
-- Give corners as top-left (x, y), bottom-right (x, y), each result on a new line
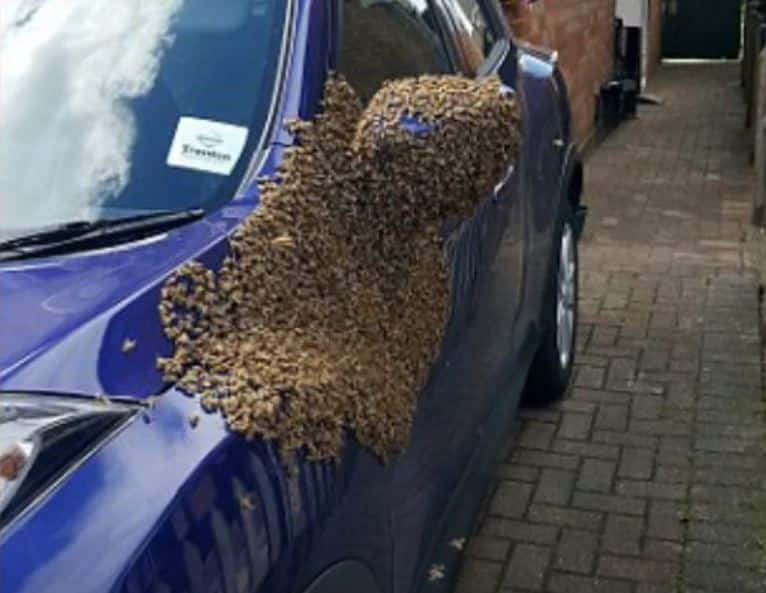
top-left (0, 0), bottom-right (287, 240)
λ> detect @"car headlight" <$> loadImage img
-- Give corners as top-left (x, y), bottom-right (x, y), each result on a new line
top-left (0, 393), bottom-right (138, 529)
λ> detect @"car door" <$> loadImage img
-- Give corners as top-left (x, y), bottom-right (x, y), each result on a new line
top-left (514, 44), bottom-right (566, 322)
top-left (445, 0), bottom-right (565, 340)
top-left (377, 2), bottom-right (538, 591)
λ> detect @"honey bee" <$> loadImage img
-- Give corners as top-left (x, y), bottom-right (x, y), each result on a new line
top-left (449, 537), bottom-right (466, 551)
top-left (155, 73), bottom-right (520, 461)
top-left (238, 494), bottom-right (256, 512)
top-left (428, 564), bottom-right (446, 582)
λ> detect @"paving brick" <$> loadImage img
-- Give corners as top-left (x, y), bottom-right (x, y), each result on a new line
top-left (695, 435), bottom-right (754, 454)
top-left (502, 544), bottom-right (550, 590)
top-left (603, 514), bottom-right (643, 555)
top-left (459, 64), bottom-right (766, 592)
top-left (669, 358), bottom-right (697, 373)
top-left (641, 538), bottom-right (682, 562)
top-left (606, 358), bottom-right (638, 391)
top-left (557, 412), bottom-right (593, 440)
top-left (527, 504), bottom-right (603, 531)
top-left (454, 558), bottom-right (503, 593)
top-left (686, 541), bottom-right (758, 568)
top-left (631, 395), bottom-right (663, 420)
top-left (629, 420), bottom-right (692, 437)
top-left (616, 480), bottom-right (686, 500)
top-left (598, 555), bottom-right (676, 582)
top-left (603, 293), bottom-right (629, 309)
top-left (595, 430), bottom-right (657, 449)
top-left (494, 464), bottom-right (540, 483)
top-left (575, 366), bottom-right (606, 389)
top-left (466, 536), bottom-right (511, 562)
top-left (697, 408), bottom-right (763, 425)
top-left (548, 573), bottom-right (634, 593)
top-left (594, 404), bottom-right (629, 432)
top-left (576, 354), bottom-right (609, 368)
top-left (693, 467), bottom-right (766, 487)
top-left (646, 500), bottom-right (683, 541)
top-left (490, 482), bottom-right (533, 518)
top-left (577, 458), bottom-right (616, 493)
top-left (636, 584), bottom-right (676, 593)
top-left (572, 388), bottom-right (633, 405)
top-left (687, 521), bottom-right (755, 545)
top-left (694, 452), bottom-right (763, 470)
top-left (572, 492), bottom-right (647, 517)
top-left (592, 325), bottom-right (620, 343)
top-left (654, 450), bottom-right (691, 469)
top-left (618, 448), bottom-right (654, 480)
top-left (555, 529), bottom-right (597, 574)
top-left (653, 465), bottom-right (690, 484)
top-left (480, 518), bottom-right (558, 545)
top-left (517, 421), bottom-right (557, 451)
top-left (640, 350), bottom-right (670, 371)
top-left (683, 562), bottom-right (765, 592)
top-left (534, 468), bottom-right (576, 505)
top-left (690, 484), bottom-right (766, 506)
top-left (551, 439), bottom-right (620, 460)
top-left (511, 449), bottom-right (579, 471)
top-left (690, 501), bottom-right (766, 526)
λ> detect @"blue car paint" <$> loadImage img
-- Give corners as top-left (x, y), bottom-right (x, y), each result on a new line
top-left (398, 115), bottom-right (438, 139)
top-left (0, 1), bottom-right (579, 592)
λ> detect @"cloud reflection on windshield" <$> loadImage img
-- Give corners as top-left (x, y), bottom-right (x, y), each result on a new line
top-left (0, 0), bottom-right (183, 230)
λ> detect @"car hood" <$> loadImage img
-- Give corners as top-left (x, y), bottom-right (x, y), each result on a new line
top-left (0, 199), bottom-right (257, 400)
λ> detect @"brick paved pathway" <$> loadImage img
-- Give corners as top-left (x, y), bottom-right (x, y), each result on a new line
top-left (457, 64), bottom-right (766, 593)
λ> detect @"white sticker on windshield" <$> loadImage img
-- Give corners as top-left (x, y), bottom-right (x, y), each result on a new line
top-left (166, 117), bottom-right (249, 175)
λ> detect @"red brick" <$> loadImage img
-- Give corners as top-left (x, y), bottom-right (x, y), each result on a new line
top-left (503, 0), bottom-right (618, 143)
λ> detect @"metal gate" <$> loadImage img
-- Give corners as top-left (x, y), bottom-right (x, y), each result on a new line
top-left (662, 0), bottom-right (742, 59)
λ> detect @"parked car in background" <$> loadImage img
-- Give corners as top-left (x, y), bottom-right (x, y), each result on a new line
top-left (0, 1), bottom-right (584, 592)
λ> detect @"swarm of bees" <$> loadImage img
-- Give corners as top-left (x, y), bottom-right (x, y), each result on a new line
top-left (157, 74), bottom-right (521, 461)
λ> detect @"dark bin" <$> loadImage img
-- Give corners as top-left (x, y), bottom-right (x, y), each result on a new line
top-left (600, 81), bottom-right (623, 129)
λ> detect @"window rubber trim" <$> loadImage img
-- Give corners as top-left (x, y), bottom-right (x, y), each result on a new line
top-left (236, 0), bottom-right (297, 197)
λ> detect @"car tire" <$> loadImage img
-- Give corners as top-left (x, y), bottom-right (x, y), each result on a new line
top-left (522, 201), bottom-right (578, 406)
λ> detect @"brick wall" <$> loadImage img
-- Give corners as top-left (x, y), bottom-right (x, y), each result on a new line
top-left (503, 0), bottom-right (617, 144)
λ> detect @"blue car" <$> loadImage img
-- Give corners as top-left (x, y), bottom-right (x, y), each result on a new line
top-left (0, 1), bottom-right (584, 592)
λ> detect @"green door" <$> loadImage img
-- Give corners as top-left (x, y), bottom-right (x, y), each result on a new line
top-left (662, 0), bottom-right (741, 59)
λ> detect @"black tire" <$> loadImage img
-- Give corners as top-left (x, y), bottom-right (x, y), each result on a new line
top-left (522, 202), bottom-right (579, 406)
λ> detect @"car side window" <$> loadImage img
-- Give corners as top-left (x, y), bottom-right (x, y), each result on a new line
top-left (441, 0), bottom-right (500, 74)
top-left (339, 0), bottom-right (452, 103)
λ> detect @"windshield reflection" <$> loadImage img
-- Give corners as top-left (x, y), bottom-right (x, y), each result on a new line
top-left (1, 0), bottom-right (183, 230)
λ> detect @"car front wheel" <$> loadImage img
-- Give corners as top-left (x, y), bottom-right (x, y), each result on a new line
top-left (522, 203), bottom-right (578, 405)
